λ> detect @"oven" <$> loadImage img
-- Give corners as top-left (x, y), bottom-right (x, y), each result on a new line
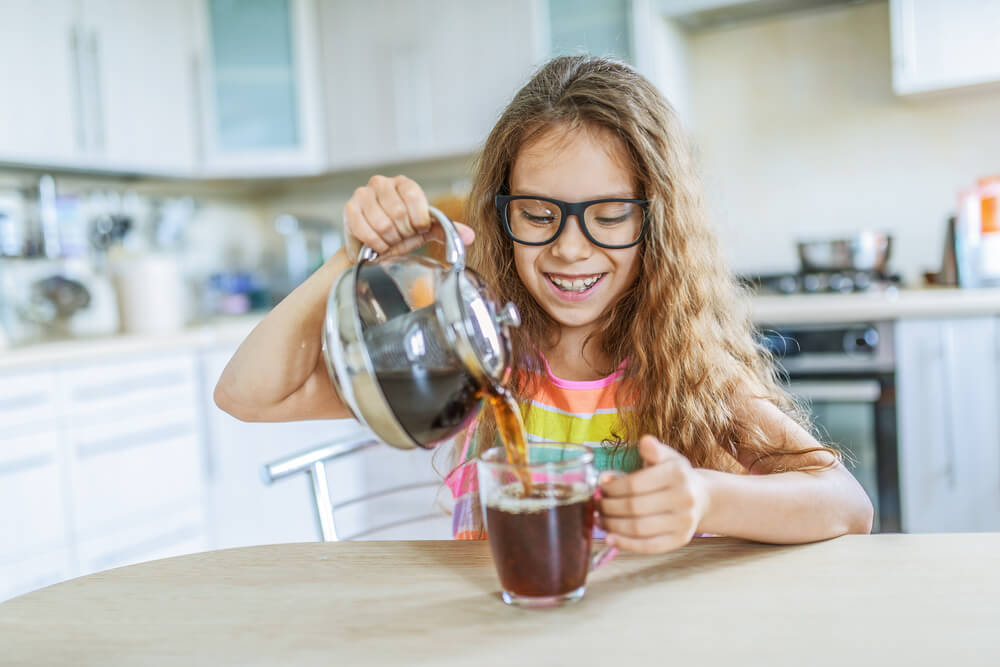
top-left (758, 321), bottom-right (900, 532)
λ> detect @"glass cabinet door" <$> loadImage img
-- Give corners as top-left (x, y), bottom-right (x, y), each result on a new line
top-left (207, 0), bottom-right (299, 151)
top-left (196, 0), bottom-right (325, 176)
top-left (545, 0), bottom-right (633, 63)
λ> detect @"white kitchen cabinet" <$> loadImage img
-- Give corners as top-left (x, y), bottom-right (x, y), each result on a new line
top-left (193, 0), bottom-right (327, 177)
top-left (0, 432), bottom-right (68, 563)
top-left (0, 368), bottom-right (59, 437)
top-left (320, 0), bottom-right (541, 170)
top-left (0, 548), bottom-right (72, 603)
top-left (76, 504), bottom-right (207, 577)
top-left (896, 317), bottom-right (1000, 532)
top-left (0, 0), bottom-right (84, 166)
top-left (78, 0), bottom-right (199, 174)
top-left (890, 0), bottom-right (1000, 96)
top-left (0, 0), bottom-right (198, 175)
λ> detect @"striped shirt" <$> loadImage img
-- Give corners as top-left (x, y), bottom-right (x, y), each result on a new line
top-left (445, 357), bottom-right (641, 540)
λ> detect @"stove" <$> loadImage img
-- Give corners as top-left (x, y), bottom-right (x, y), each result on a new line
top-left (739, 270), bottom-right (902, 295)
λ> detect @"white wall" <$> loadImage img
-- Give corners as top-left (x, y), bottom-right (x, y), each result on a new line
top-left (688, 1), bottom-right (1000, 281)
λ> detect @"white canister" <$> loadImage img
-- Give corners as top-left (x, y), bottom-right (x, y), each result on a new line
top-left (112, 253), bottom-right (189, 334)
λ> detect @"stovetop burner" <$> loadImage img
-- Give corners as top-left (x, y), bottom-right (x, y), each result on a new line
top-left (739, 270), bottom-right (902, 295)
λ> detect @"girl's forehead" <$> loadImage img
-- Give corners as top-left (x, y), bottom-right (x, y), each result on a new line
top-left (509, 124), bottom-right (638, 198)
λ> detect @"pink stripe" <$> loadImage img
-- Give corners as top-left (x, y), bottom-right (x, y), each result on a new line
top-left (541, 355), bottom-right (626, 390)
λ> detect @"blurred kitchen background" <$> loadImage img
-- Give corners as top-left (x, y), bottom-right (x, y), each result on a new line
top-left (3, 0), bottom-right (1000, 601)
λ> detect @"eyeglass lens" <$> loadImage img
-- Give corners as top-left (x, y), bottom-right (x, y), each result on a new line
top-left (506, 198), bottom-right (642, 247)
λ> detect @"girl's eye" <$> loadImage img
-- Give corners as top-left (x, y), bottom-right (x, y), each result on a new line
top-left (594, 213), bottom-right (629, 225)
top-left (590, 202), bottom-right (637, 226)
top-left (523, 212), bottom-right (557, 224)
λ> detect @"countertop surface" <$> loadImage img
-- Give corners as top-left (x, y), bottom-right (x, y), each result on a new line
top-left (752, 285), bottom-right (1000, 324)
top-left (0, 534), bottom-right (997, 666)
top-left (3, 287), bottom-right (1000, 371)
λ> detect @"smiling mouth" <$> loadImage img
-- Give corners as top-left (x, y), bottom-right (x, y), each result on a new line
top-left (545, 273), bottom-right (606, 293)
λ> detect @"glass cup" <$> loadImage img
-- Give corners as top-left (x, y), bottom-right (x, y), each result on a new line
top-left (477, 442), bottom-right (618, 608)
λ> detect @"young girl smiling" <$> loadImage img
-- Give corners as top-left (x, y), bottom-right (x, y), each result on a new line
top-left (215, 56), bottom-right (873, 552)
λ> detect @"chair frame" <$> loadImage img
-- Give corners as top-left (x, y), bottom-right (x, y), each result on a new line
top-left (261, 435), bottom-right (445, 541)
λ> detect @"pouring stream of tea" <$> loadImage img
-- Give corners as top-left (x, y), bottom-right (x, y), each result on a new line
top-left (488, 389), bottom-right (533, 494)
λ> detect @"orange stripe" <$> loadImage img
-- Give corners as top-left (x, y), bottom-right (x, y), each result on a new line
top-left (530, 380), bottom-right (622, 413)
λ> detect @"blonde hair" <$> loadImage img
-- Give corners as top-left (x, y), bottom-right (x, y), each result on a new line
top-left (462, 56), bottom-right (838, 474)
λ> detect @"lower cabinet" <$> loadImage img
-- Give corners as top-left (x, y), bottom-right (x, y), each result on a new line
top-left (1, 340), bottom-right (456, 601)
top-left (896, 317), bottom-right (1000, 532)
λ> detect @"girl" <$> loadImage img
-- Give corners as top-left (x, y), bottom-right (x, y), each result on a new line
top-left (215, 56), bottom-right (873, 553)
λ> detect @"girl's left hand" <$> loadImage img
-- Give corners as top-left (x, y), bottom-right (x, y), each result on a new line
top-left (598, 435), bottom-right (710, 554)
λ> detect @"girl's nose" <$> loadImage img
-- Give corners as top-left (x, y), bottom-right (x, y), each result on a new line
top-left (550, 215), bottom-right (593, 262)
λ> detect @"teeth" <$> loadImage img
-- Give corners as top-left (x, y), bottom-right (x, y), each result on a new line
top-left (549, 274), bottom-right (601, 291)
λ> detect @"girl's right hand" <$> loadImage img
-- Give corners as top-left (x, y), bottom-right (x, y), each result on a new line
top-left (342, 174), bottom-right (475, 262)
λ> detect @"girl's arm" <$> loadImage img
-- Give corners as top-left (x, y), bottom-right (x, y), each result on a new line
top-left (213, 247), bottom-right (354, 422)
top-left (599, 399), bottom-right (874, 553)
top-left (214, 174), bottom-right (473, 423)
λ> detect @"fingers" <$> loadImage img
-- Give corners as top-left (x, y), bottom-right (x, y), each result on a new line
top-left (454, 221), bottom-right (476, 246)
top-left (343, 175), bottom-right (433, 259)
top-left (373, 176), bottom-right (415, 239)
top-left (600, 483), bottom-right (696, 517)
top-left (606, 532), bottom-right (692, 555)
top-left (600, 437), bottom-right (687, 498)
top-left (393, 175), bottom-right (431, 233)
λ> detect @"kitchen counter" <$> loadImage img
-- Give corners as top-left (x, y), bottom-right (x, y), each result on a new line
top-left (752, 286), bottom-right (1000, 324)
top-left (3, 287), bottom-right (1000, 371)
top-left (0, 314), bottom-right (261, 371)
top-left (0, 535), bottom-right (997, 666)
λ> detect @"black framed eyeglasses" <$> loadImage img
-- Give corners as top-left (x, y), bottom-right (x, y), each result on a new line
top-left (495, 194), bottom-right (648, 249)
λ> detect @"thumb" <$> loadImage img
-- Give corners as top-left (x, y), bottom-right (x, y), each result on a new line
top-left (424, 220), bottom-right (476, 247)
top-left (454, 221), bottom-right (476, 246)
top-left (638, 435), bottom-right (677, 466)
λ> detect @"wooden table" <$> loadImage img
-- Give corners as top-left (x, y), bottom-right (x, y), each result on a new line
top-left (1, 534), bottom-right (998, 666)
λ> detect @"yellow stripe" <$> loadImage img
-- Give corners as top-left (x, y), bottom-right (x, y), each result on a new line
top-left (522, 404), bottom-right (625, 445)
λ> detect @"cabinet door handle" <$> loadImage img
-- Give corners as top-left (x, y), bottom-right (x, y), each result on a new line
top-left (86, 29), bottom-right (106, 153)
top-left (0, 453), bottom-right (53, 478)
top-left (68, 24), bottom-right (87, 151)
top-left (77, 422), bottom-right (194, 460)
top-left (71, 370), bottom-right (189, 402)
top-left (189, 53), bottom-right (205, 163)
top-left (939, 326), bottom-right (959, 489)
top-left (0, 391), bottom-right (47, 413)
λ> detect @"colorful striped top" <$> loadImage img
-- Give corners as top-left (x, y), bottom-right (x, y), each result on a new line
top-left (445, 357), bottom-right (641, 540)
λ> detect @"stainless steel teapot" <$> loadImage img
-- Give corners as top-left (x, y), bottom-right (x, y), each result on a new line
top-left (322, 207), bottom-right (520, 450)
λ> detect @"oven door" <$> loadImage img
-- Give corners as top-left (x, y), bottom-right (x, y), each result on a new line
top-left (787, 375), bottom-right (899, 532)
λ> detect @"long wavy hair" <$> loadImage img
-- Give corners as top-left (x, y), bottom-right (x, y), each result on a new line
top-left (460, 55), bottom-right (838, 474)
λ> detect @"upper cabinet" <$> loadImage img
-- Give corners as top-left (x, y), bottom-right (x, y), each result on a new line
top-left (0, 0), bottom-right (685, 177)
top-left (0, 0), bottom-right (81, 167)
top-left (320, 0), bottom-right (541, 171)
top-left (193, 0), bottom-right (327, 177)
top-left (80, 0), bottom-right (199, 174)
top-left (890, 0), bottom-right (1000, 96)
top-left (0, 0), bottom-right (197, 175)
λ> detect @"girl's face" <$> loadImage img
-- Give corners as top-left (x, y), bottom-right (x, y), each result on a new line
top-left (509, 125), bottom-right (642, 341)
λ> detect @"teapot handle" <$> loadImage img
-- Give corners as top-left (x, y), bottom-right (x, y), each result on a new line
top-left (357, 205), bottom-right (466, 269)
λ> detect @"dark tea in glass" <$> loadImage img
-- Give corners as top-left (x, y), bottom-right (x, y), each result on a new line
top-left (477, 442), bottom-right (616, 608)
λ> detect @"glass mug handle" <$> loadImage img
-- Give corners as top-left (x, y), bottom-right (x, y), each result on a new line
top-left (590, 470), bottom-right (622, 571)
